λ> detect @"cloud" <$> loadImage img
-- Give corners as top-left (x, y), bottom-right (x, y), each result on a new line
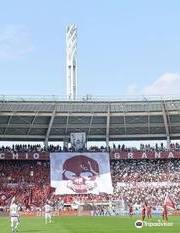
top-left (0, 25), bottom-right (33, 59)
top-left (127, 73), bottom-right (180, 96)
top-left (143, 73), bottom-right (180, 96)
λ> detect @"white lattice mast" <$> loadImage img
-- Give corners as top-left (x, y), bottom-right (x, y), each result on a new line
top-left (66, 24), bottom-right (77, 100)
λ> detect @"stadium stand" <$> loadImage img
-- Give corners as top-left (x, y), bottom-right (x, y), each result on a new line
top-left (0, 144), bottom-right (180, 213)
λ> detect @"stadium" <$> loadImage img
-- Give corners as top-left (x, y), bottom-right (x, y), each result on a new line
top-left (0, 97), bottom-right (180, 232)
top-left (1, 2), bottom-right (180, 233)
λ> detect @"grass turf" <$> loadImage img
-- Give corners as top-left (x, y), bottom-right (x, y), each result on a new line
top-left (0, 216), bottom-right (179, 233)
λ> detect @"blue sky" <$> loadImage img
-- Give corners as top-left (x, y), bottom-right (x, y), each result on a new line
top-left (0, 0), bottom-right (180, 98)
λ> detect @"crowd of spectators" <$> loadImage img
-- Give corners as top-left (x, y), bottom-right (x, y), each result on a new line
top-left (0, 144), bottom-right (107, 153)
top-left (0, 160), bottom-right (51, 208)
top-left (111, 159), bottom-right (180, 206)
top-left (111, 142), bottom-right (180, 152)
top-left (111, 159), bottom-right (180, 183)
top-left (1, 142), bottom-right (180, 153)
top-left (0, 142), bottom-right (180, 210)
top-left (114, 184), bottom-right (180, 207)
top-left (0, 155), bottom-right (180, 210)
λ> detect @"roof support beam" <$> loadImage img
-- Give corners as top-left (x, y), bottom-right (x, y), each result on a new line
top-left (65, 114), bottom-right (70, 135)
top-left (122, 104), bottom-right (127, 135)
top-left (1, 133), bottom-right (180, 141)
top-left (27, 112), bottom-right (39, 135)
top-left (161, 102), bottom-right (170, 149)
top-left (106, 105), bottom-right (110, 148)
top-left (0, 122), bottom-right (175, 129)
top-left (3, 115), bottom-right (13, 135)
top-left (0, 111), bottom-right (179, 117)
top-left (88, 114), bottom-right (94, 136)
top-left (44, 109), bottom-right (56, 147)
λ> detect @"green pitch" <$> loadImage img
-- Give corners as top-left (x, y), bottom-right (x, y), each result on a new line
top-left (0, 216), bottom-right (179, 233)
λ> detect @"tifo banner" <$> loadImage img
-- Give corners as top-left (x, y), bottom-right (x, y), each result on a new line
top-left (50, 153), bottom-right (113, 194)
top-left (110, 151), bottom-right (180, 159)
top-left (1, 151), bottom-right (180, 160)
top-left (70, 132), bottom-right (86, 151)
top-left (0, 152), bottom-right (49, 160)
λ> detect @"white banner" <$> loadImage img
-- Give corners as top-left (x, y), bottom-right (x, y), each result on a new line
top-left (50, 152), bottom-right (113, 194)
top-left (116, 182), bottom-right (178, 188)
top-left (70, 132), bottom-right (86, 151)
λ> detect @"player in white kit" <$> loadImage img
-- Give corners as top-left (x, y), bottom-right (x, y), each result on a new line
top-left (9, 199), bottom-right (20, 233)
top-left (44, 202), bottom-right (53, 224)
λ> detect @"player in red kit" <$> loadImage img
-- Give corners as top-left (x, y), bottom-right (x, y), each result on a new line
top-left (129, 205), bottom-right (133, 217)
top-left (146, 204), bottom-right (152, 219)
top-left (141, 202), bottom-right (147, 221)
top-left (162, 204), bottom-right (168, 222)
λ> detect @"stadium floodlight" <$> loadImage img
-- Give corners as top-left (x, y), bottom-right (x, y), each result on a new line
top-left (66, 24), bottom-right (77, 101)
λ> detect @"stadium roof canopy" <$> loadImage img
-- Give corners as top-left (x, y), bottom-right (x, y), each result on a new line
top-left (0, 96), bottom-right (180, 144)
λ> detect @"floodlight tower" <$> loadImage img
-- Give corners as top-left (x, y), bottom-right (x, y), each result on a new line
top-left (66, 24), bottom-right (77, 100)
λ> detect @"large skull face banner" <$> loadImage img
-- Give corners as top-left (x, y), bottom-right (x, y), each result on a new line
top-left (63, 155), bottom-right (99, 193)
top-left (50, 153), bottom-right (113, 194)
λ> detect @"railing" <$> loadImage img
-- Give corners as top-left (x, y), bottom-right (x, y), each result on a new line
top-left (0, 95), bottom-right (180, 102)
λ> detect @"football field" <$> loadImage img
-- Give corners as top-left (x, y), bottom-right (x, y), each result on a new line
top-left (0, 216), bottom-right (179, 233)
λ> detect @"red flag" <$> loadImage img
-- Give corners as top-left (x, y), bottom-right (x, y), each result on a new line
top-left (164, 193), bottom-right (175, 209)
